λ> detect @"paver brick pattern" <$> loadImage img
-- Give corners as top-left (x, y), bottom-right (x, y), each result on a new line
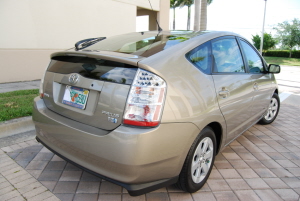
top-left (0, 144), bottom-right (59, 201)
top-left (1, 104), bottom-right (300, 201)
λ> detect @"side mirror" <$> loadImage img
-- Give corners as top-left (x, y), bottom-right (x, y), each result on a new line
top-left (268, 64), bottom-right (280, 73)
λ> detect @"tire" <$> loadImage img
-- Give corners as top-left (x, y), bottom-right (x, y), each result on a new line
top-left (258, 93), bottom-right (280, 125)
top-left (175, 126), bottom-right (216, 193)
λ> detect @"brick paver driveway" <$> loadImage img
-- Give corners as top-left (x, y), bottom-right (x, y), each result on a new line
top-left (1, 103), bottom-right (300, 201)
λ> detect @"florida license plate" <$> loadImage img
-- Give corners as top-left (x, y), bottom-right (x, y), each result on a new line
top-left (62, 86), bottom-right (89, 110)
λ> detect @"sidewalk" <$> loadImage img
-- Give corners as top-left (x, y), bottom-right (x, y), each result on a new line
top-left (0, 138), bottom-right (60, 201)
top-left (0, 80), bottom-right (40, 93)
top-left (0, 80), bottom-right (59, 201)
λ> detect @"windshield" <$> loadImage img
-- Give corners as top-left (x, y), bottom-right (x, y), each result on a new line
top-left (84, 31), bottom-right (206, 57)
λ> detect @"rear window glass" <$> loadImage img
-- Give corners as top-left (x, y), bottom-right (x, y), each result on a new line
top-left (48, 56), bottom-right (137, 85)
top-left (84, 31), bottom-right (207, 57)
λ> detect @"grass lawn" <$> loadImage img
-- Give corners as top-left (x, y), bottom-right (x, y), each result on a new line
top-left (263, 56), bottom-right (300, 66)
top-left (0, 89), bottom-right (39, 122)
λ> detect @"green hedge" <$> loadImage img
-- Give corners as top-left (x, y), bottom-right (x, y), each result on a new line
top-left (263, 50), bottom-right (300, 58)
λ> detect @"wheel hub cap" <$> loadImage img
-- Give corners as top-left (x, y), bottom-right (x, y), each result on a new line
top-left (264, 97), bottom-right (278, 121)
top-left (191, 137), bottom-right (214, 184)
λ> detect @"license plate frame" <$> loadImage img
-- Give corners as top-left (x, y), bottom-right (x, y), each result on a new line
top-left (62, 85), bottom-right (89, 110)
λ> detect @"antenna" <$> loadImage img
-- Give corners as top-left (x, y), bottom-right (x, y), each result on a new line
top-left (147, 0), bottom-right (163, 32)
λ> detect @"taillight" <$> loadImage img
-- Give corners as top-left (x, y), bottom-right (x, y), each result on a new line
top-left (39, 78), bottom-right (45, 99)
top-left (123, 69), bottom-right (166, 127)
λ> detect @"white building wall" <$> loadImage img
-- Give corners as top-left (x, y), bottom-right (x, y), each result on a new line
top-left (0, 0), bottom-right (136, 49)
top-left (114, 0), bottom-right (160, 10)
top-left (0, 0), bottom-right (168, 83)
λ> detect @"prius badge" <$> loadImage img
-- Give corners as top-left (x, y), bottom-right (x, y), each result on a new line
top-left (102, 110), bottom-right (120, 124)
top-left (69, 73), bottom-right (80, 84)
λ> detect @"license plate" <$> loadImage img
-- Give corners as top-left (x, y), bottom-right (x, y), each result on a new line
top-left (62, 86), bottom-right (89, 110)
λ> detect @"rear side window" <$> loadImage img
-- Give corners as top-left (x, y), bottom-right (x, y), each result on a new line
top-left (186, 42), bottom-right (211, 74)
top-left (240, 40), bottom-right (264, 73)
top-left (212, 38), bottom-right (245, 73)
top-left (48, 56), bottom-right (137, 85)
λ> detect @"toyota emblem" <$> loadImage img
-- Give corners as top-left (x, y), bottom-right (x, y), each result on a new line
top-left (69, 73), bottom-right (80, 84)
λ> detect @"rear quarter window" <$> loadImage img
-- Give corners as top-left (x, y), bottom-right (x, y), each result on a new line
top-left (186, 41), bottom-right (212, 74)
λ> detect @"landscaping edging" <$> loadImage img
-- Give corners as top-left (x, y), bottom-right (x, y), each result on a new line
top-left (0, 116), bottom-right (34, 138)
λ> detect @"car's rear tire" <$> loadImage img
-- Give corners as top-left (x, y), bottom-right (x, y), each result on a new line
top-left (175, 126), bottom-right (216, 193)
top-left (258, 93), bottom-right (280, 125)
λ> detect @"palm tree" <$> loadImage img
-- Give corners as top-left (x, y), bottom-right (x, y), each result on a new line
top-left (170, 0), bottom-right (180, 30)
top-left (180, 0), bottom-right (194, 30)
top-left (194, 0), bottom-right (213, 31)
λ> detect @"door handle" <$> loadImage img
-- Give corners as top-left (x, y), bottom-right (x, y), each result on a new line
top-left (219, 87), bottom-right (229, 99)
top-left (253, 82), bottom-right (259, 91)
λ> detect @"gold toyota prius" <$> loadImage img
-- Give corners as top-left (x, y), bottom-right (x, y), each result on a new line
top-left (33, 31), bottom-right (281, 195)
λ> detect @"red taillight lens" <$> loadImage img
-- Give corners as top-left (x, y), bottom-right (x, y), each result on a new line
top-left (123, 69), bottom-right (166, 127)
top-left (123, 119), bottom-right (160, 127)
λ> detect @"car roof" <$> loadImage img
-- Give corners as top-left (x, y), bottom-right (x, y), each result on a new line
top-left (82, 30), bottom-right (244, 58)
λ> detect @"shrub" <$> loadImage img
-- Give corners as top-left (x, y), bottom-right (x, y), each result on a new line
top-left (263, 50), bottom-right (300, 58)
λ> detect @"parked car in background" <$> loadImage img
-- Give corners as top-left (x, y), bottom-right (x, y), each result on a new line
top-left (33, 31), bottom-right (280, 195)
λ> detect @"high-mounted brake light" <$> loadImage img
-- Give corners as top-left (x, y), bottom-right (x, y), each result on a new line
top-left (123, 69), bottom-right (166, 127)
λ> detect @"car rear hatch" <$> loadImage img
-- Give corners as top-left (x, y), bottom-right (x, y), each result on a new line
top-left (42, 51), bottom-right (142, 130)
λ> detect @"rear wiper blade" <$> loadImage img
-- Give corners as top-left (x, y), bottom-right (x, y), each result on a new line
top-left (75, 37), bottom-right (106, 51)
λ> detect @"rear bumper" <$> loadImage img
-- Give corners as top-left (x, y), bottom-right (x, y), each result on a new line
top-left (33, 97), bottom-right (200, 194)
top-left (36, 136), bottom-right (177, 196)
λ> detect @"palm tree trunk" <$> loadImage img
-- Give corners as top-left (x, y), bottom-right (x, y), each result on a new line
top-left (173, 8), bottom-right (176, 30)
top-left (200, 0), bottom-right (208, 31)
top-left (194, 0), bottom-right (201, 31)
top-left (187, 5), bottom-right (191, 30)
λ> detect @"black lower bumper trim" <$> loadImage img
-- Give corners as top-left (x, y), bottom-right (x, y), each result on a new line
top-left (36, 137), bottom-right (178, 196)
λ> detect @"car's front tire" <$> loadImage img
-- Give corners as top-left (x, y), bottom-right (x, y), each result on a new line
top-left (176, 126), bottom-right (216, 193)
top-left (258, 93), bottom-right (280, 125)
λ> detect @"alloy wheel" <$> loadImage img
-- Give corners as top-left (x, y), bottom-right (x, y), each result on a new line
top-left (264, 97), bottom-right (279, 121)
top-left (191, 137), bottom-right (214, 183)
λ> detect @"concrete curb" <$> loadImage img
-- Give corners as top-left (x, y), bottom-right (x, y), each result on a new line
top-left (0, 116), bottom-right (34, 138)
top-left (280, 93), bottom-right (300, 107)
